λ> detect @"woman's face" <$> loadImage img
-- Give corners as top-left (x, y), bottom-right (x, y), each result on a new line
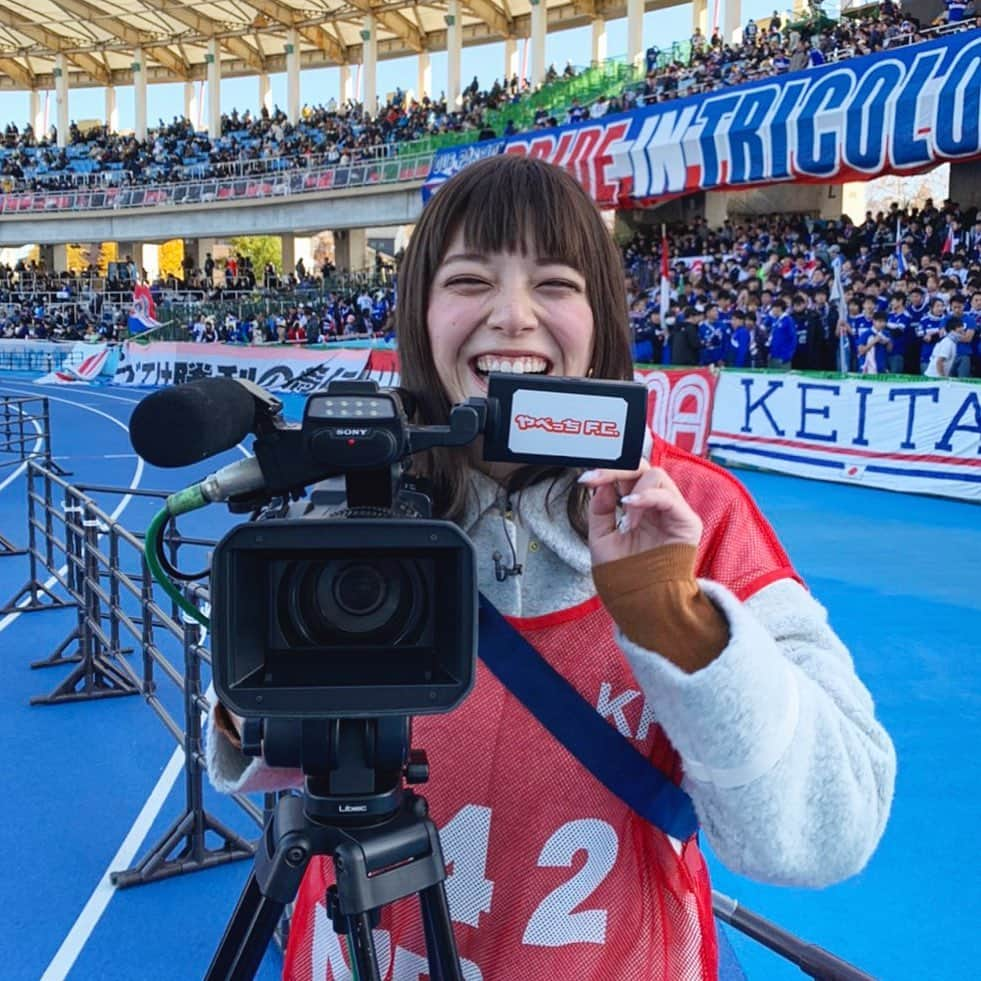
top-left (426, 230), bottom-right (595, 404)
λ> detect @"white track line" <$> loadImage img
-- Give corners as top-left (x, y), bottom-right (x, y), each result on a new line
top-left (40, 746), bottom-right (188, 981)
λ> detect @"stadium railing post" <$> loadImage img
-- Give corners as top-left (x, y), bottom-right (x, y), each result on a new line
top-left (0, 461), bottom-right (74, 611)
top-left (30, 492), bottom-right (140, 704)
top-left (111, 590), bottom-right (257, 888)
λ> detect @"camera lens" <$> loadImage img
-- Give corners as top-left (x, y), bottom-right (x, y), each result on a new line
top-left (275, 557), bottom-right (427, 648)
top-left (333, 564), bottom-right (386, 617)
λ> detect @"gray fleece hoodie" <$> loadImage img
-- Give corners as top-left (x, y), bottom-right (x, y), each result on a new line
top-left (207, 469), bottom-right (896, 889)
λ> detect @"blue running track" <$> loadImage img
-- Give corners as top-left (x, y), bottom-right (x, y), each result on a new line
top-left (0, 376), bottom-right (976, 980)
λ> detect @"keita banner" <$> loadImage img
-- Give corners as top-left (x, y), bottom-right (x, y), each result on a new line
top-left (710, 371), bottom-right (981, 501)
top-left (424, 30), bottom-right (981, 206)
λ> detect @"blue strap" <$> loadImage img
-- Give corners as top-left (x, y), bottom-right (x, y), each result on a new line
top-left (478, 596), bottom-right (699, 841)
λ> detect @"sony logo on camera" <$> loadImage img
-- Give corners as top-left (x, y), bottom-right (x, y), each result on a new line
top-left (334, 428), bottom-right (371, 437)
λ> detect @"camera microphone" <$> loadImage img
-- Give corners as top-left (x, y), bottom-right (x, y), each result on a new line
top-left (129, 377), bottom-right (258, 468)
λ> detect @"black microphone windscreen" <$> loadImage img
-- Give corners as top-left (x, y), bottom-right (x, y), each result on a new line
top-left (129, 378), bottom-right (256, 467)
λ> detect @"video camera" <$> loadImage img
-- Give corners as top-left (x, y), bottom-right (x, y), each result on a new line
top-left (133, 373), bottom-right (646, 769)
top-left (132, 371), bottom-right (647, 979)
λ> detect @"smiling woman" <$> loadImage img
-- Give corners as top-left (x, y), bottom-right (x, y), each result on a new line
top-left (426, 236), bottom-right (595, 401)
top-left (396, 154), bottom-right (633, 523)
top-left (206, 154), bottom-right (896, 981)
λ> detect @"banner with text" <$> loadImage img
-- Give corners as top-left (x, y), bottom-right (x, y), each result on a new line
top-left (710, 372), bottom-right (981, 501)
top-left (637, 366), bottom-right (717, 458)
top-left (424, 30), bottom-right (981, 206)
top-left (112, 342), bottom-right (371, 391)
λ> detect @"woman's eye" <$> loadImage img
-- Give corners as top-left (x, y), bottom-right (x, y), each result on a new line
top-left (444, 276), bottom-right (489, 288)
top-left (540, 279), bottom-right (582, 291)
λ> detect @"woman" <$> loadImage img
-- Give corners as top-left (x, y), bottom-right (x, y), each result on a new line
top-left (208, 155), bottom-right (895, 980)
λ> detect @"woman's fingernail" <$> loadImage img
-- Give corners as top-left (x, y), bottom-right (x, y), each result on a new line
top-left (578, 470), bottom-right (601, 483)
top-left (620, 493), bottom-right (640, 504)
top-left (618, 514), bottom-right (632, 535)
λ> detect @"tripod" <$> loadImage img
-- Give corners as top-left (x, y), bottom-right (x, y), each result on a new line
top-left (206, 720), bottom-right (464, 981)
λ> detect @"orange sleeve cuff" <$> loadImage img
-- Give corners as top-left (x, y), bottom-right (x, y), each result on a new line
top-left (592, 544), bottom-right (730, 674)
top-left (213, 702), bottom-right (243, 750)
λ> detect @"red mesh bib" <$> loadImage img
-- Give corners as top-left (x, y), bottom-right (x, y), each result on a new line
top-left (283, 442), bottom-right (799, 980)
top-left (652, 436), bottom-right (802, 598)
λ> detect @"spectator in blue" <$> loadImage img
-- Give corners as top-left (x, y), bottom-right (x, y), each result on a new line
top-left (916, 296), bottom-right (947, 372)
top-left (790, 293), bottom-right (813, 369)
top-left (726, 310), bottom-right (751, 367)
top-left (698, 304), bottom-right (726, 365)
top-left (944, 0), bottom-right (968, 22)
top-left (858, 311), bottom-right (892, 374)
top-left (969, 292), bottom-right (981, 375)
top-left (811, 287), bottom-right (838, 370)
top-left (772, 52), bottom-right (791, 73)
top-left (907, 284), bottom-right (929, 326)
top-left (947, 294), bottom-right (976, 376)
top-left (885, 293), bottom-right (911, 374)
top-left (768, 298), bottom-right (797, 369)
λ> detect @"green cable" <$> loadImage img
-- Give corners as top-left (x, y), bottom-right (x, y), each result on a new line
top-left (346, 925), bottom-right (360, 981)
top-left (145, 499), bottom-right (211, 628)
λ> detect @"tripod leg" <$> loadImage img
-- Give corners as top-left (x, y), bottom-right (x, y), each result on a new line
top-left (205, 871), bottom-right (287, 981)
top-left (347, 910), bottom-right (384, 981)
top-left (418, 883), bottom-right (464, 981)
top-left (327, 886), bottom-right (384, 981)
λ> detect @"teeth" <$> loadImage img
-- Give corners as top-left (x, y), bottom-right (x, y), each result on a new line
top-left (475, 355), bottom-right (549, 374)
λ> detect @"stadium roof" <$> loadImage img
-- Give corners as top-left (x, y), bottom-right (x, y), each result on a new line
top-left (0, 0), bottom-right (683, 91)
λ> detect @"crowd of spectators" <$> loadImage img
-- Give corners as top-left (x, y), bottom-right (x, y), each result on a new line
top-left (625, 198), bottom-right (981, 378)
top-left (183, 285), bottom-right (395, 346)
top-left (6, 195), bottom-right (981, 380)
top-left (0, 77), bottom-right (518, 193)
top-left (621, 0), bottom-right (973, 111)
top-left (0, 251), bottom-right (395, 345)
top-left (1, 2), bottom-right (976, 194)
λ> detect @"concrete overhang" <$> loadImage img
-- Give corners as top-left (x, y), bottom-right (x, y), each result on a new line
top-left (0, 181), bottom-right (426, 246)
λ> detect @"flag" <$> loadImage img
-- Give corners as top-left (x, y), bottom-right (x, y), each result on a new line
top-left (861, 344), bottom-right (879, 374)
top-left (895, 217), bottom-right (907, 276)
top-left (830, 256), bottom-right (850, 373)
top-left (659, 225), bottom-right (671, 321)
top-left (941, 225), bottom-right (956, 256)
top-left (128, 283), bottom-right (161, 335)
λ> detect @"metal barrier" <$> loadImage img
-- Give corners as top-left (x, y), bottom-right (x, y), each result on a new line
top-left (0, 152), bottom-right (435, 217)
top-left (0, 393), bottom-right (66, 556)
top-left (2, 461), bottom-right (260, 885)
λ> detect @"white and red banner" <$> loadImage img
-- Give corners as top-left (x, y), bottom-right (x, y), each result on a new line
top-left (36, 343), bottom-right (111, 385)
top-left (636, 366), bottom-right (717, 458)
top-left (710, 372), bottom-right (981, 501)
top-left (112, 342), bottom-right (373, 391)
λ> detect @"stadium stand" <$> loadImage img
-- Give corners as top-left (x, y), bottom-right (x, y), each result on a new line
top-left (1, 5), bottom-right (974, 198)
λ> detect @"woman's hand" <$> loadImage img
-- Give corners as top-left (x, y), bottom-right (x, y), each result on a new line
top-left (580, 461), bottom-right (703, 567)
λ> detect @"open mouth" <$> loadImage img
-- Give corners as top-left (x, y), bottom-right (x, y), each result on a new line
top-left (470, 354), bottom-right (554, 378)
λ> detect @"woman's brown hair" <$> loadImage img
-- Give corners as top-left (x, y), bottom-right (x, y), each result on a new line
top-left (395, 154), bottom-right (634, 537)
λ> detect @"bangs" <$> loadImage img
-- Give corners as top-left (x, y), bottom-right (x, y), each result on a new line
top-left (437, 157), bottom-right (598, 273)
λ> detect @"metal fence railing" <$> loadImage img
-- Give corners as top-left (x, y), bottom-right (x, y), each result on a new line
top-left (1, 462), bottom-right (262, 886)
top-left (0, 393), bottom-right (67, 557)
top-left (0, 153), bottom-right (435, 217)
